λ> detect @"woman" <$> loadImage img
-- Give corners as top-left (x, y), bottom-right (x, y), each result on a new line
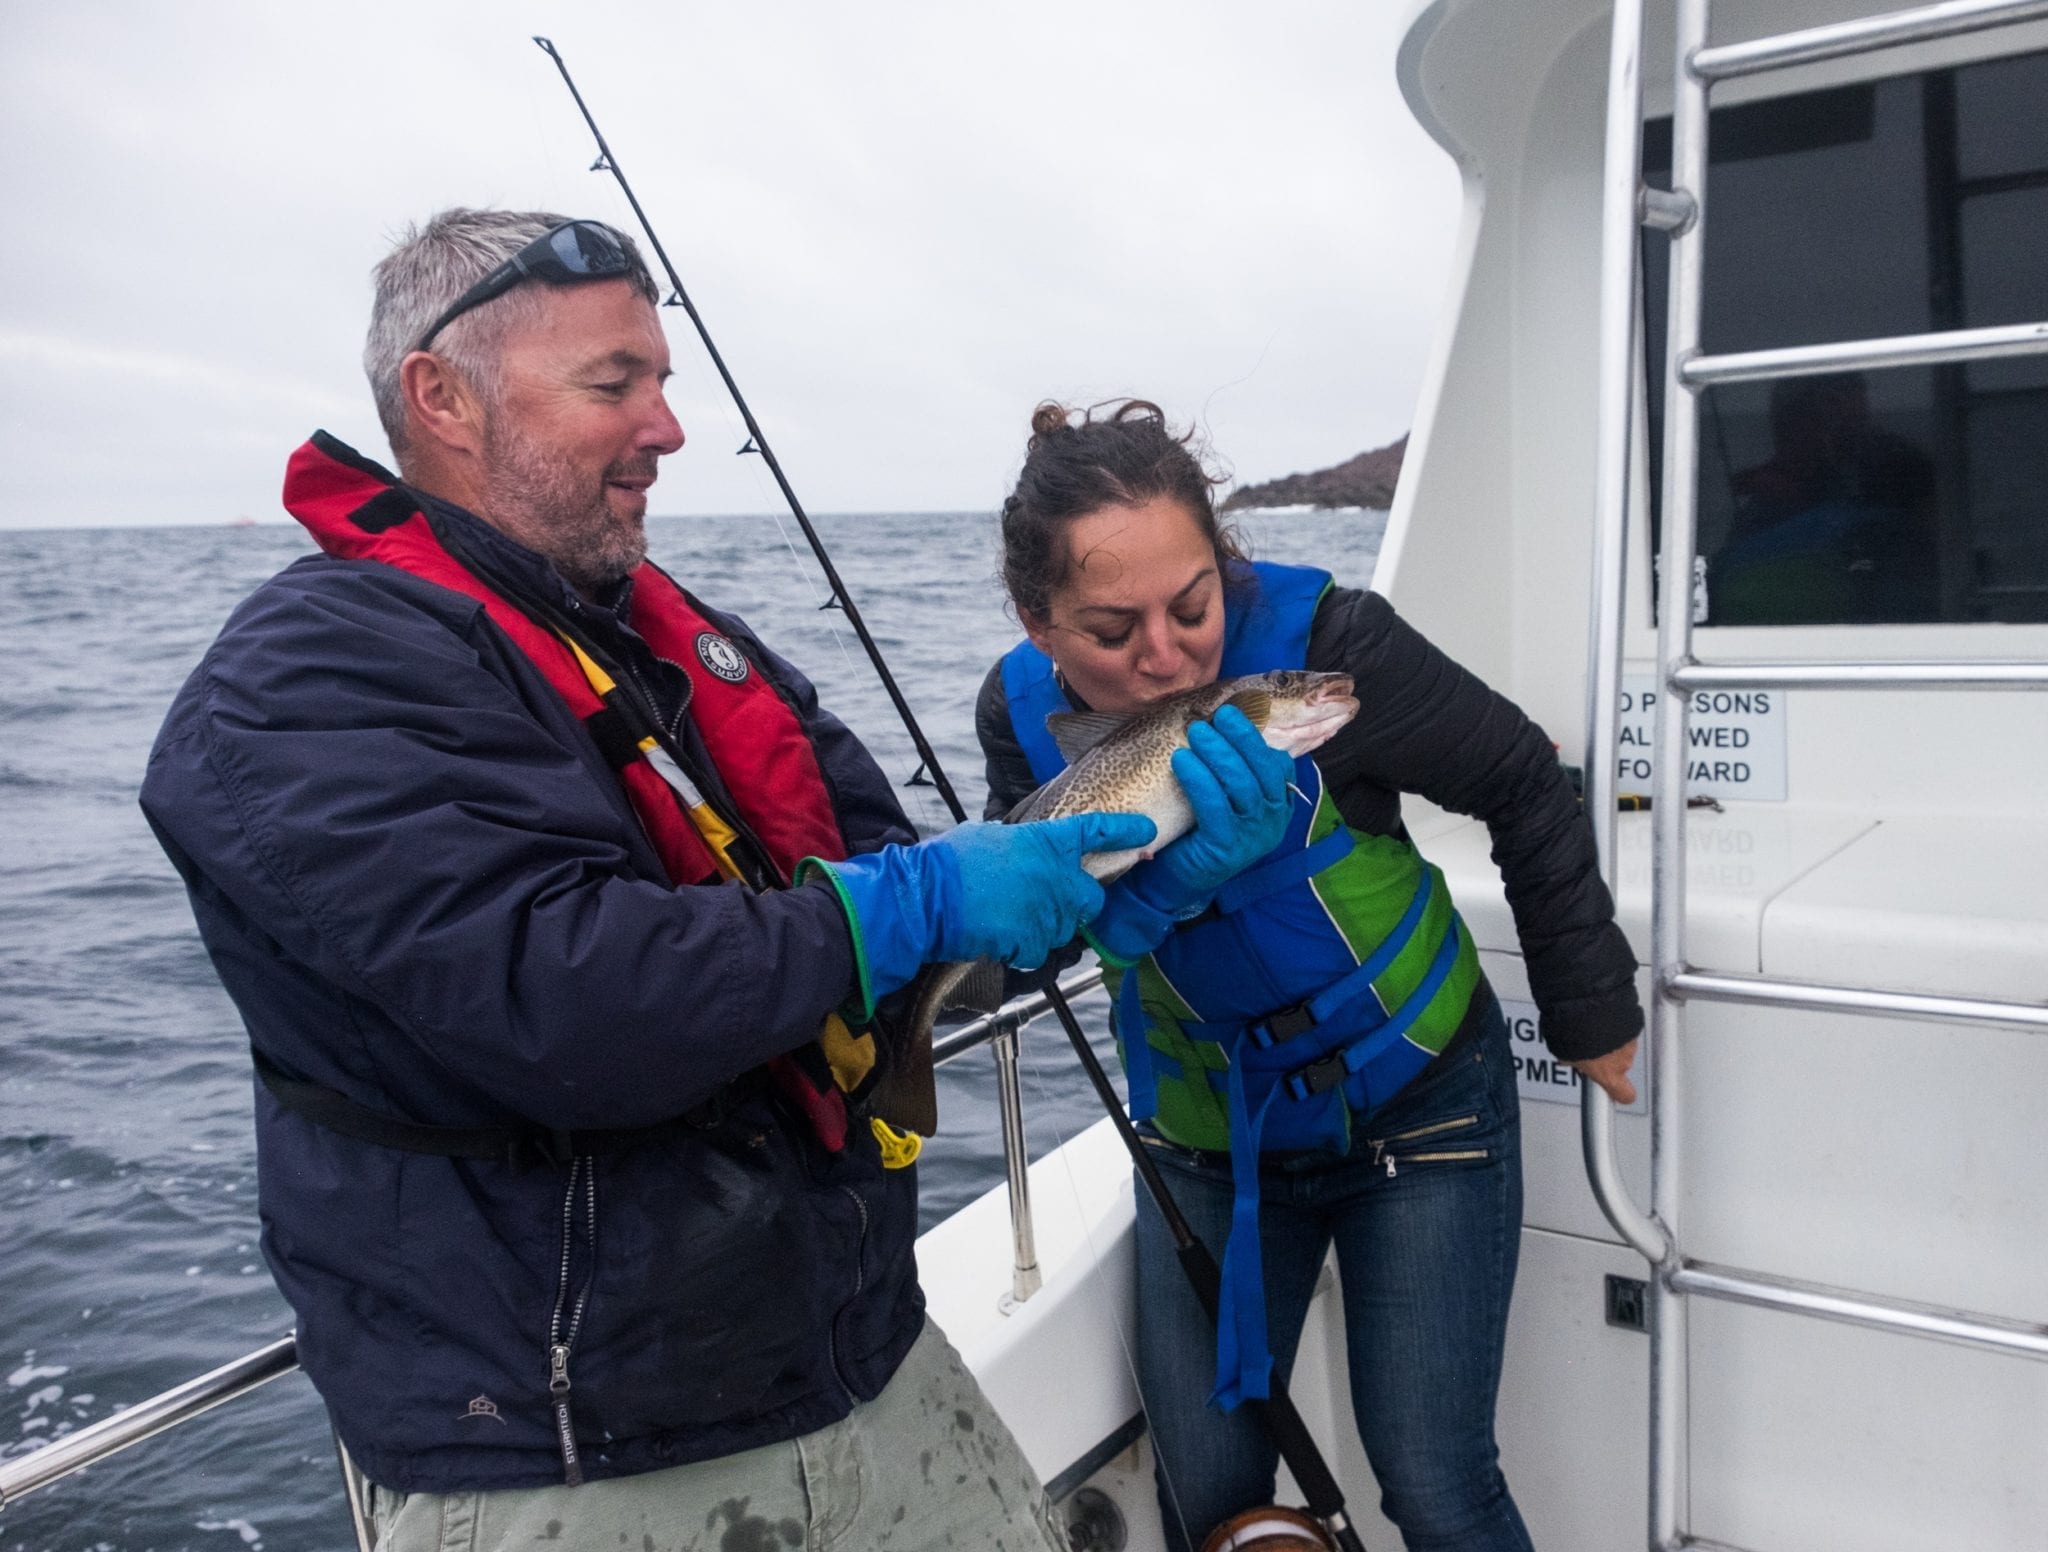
top-left (977, 402), bottom-right (1640, 1552)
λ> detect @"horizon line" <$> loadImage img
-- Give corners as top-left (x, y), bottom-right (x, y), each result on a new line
top-left (0, 504), bottom-right (1390, 538)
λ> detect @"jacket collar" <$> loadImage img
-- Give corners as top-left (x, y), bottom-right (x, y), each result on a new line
top-left (411, 486), bottom-right (637, 630)
top-left (285, 431), bottom-right (636, 630)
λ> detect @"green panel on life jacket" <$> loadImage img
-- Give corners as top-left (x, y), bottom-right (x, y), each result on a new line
top-left (1303, 803), bottom-right (1482, 1067)
top-left (1107, 783), bottom-right (1481, 1155)
top-left (1109, 957), bottom-right (1233, 1152)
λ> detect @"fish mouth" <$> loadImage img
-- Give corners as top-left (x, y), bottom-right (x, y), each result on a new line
top-left (1266, 674), bottom-right (1359, 755)
top-left (1283, 704), bottom-right (1357, 744)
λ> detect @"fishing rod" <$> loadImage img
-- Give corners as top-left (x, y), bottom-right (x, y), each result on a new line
top-left (534, 43), bottom-right (1368, 1550)
top-left (534, 35), bottom-right (967, 825)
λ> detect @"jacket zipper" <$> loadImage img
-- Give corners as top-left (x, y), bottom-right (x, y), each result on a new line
top-left (547, 1157), bottom-right (597, 1485)
top-left (461, 559), bottom-right (776, 883)
top-left (619, 651), bottom-right (784, 890)
top-left (622, 653), bottom-right (692, 743)
top-left (825, 1184), bottom-right (871, 1402)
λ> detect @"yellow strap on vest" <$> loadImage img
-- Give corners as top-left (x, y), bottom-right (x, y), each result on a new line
top-left (559, 635), bottom-right (747, 882)
top-left (560, 634), bottom-right (881, 1098)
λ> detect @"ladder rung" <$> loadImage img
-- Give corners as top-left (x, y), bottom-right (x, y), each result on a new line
top-left (1681, 320), bottom-right (2048, 387)
top-left (1670, 970), bottom-right (2048, 1031)
top-left (1671, 660), bottom-right (2048, 690)
top-left (1670, 1260), bottom-right (2048, 1360)
top-left (1692, 0), bottom-right (2048, 82)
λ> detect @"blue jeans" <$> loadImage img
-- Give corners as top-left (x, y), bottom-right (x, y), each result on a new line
top-left (1133, 998), bottom-right (1532, 1552)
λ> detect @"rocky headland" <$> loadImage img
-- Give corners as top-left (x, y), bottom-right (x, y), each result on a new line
top-left (1220, 434), bottom-right (1406, 512)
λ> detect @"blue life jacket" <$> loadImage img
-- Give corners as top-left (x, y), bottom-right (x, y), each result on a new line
top-left (999, 561), bottom-right (1481, 1409)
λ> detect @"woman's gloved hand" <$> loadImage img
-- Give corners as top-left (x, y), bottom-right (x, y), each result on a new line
top-left (1085, 705), bottom-right (1294, 966)
top-left (803, 811), bottom-right (1158, 1010)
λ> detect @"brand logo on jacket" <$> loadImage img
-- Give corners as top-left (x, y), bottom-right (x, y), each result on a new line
top-left (696, 632), bottom-right (749, 683)
top-left (460, 1395), bottom-right (506, 1423)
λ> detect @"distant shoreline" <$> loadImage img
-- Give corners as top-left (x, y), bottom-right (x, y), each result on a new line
top-left (1224, 503), bottom-right (1390, 518)
top-left (1220, 434), bottom-right (1407, 514)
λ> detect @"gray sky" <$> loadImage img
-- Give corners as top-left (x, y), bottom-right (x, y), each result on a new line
top-left (0, 0), bottom-right (1458, 529)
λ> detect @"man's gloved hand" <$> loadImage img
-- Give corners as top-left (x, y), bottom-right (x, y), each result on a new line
top-left (804, 811), bottom-right (1159, 1011)
top-left (1085, 705), bottom-right (1294, 966)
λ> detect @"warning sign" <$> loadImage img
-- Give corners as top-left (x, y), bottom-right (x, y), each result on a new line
top-left (1615, 674), bottom-right (1787, 802)
top-left (1503, 998), bottom-right (1646, 1115)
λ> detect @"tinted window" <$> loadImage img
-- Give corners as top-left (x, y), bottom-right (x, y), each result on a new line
top-left (1643, 52), bottom-right (2048, 625)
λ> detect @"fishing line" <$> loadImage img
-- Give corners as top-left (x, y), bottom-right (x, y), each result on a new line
top-left (1034, 969), bottom-right (1370, 1552)
top-left (703, 400), bottom-right (952, 835)
top-left (541, 104), bottom-right (946, 833)
top-left (534, 35), bottom-right (969, 832)
top-left (1010, 997), bottom-right (1203, 1552)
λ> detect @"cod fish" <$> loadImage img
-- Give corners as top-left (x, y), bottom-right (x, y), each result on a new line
top-left (873, 670), bottom-right (1360, 1137)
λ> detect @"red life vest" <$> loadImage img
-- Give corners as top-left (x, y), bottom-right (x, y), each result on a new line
top-left (281, 431), bottom-right (859, 1146)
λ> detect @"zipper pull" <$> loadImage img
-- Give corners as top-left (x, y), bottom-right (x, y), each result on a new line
top-left (1384, 1153), bottom-right (1398, 1178)
top-left (549, 1343), bottom-right (583, 1486)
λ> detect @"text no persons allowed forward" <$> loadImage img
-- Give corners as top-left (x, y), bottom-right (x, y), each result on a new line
top-left (1617, 673), bottom-right (1786, 802)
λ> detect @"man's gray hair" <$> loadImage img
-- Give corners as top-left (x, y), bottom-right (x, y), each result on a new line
top-left (364, 208), bottom-right (659, 464)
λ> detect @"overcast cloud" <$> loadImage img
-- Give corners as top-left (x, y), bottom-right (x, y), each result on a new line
top-left (0, 0), bottom-right (1458, 529)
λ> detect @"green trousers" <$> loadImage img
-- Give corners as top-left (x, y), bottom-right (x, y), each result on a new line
top-left (368, 1318), bottom-right (1068, 1552)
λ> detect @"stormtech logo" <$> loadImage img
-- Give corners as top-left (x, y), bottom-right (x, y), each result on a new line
top-left (695, 632), bottom-right (749, 684)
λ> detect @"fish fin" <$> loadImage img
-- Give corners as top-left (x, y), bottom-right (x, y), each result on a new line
top-left (950, 957), bottom-right (1009, 1015)
top-left (874, 958), bottom-right (1012, 1138)
top-left (1222, 688), bottom-right (1272, 730)
top-left (1045, 709), bottom-right (1133, 764)
top-left (1004, 770), bottom-right (1066, 825)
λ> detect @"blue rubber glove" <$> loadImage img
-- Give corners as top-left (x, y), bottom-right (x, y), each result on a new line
top-left (803, 811), bottom-right (1159, 1013)
top-left (1085, 704), bottom-right (1294, 966)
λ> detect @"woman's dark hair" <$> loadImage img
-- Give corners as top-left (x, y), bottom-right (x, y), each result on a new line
top-left (999, 399), bottom-right (1247, 617)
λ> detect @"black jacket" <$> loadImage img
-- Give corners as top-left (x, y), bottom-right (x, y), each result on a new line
top-left (978, 584), bottom-right (1641, 1063)
top-left (141, 482), bottom-right (924, 1492)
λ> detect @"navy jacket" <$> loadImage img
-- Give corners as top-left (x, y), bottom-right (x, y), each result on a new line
top-left (141, 485), bottom-right (924, 1491)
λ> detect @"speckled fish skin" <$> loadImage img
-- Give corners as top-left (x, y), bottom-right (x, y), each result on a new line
top-left (1008, 668), bottom-right (1361, 880)
top-left (878, 669), bottom-right (1359, 1137)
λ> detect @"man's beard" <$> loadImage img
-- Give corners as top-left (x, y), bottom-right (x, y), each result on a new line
top-left (480, 416), bottom-right (651, 596)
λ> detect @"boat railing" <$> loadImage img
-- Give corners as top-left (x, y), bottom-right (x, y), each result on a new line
top-left (0, 964), bottom-right (1109, 1534)
top-left (934, 965), bottom-right (1108, 1306)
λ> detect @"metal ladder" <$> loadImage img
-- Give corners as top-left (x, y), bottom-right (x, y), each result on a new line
top-left (1581, 3), bottom-right (2048, 1548)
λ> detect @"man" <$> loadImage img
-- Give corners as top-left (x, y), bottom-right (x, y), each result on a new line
top-left (140, 208), bottom-right (1152, 1549)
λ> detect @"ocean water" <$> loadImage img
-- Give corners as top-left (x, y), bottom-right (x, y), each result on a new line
top-left (0, 505), bottom-right (1383, 1551)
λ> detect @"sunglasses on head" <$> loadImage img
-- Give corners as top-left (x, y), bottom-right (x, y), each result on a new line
top-left (414, 220), bottom-right (636, 352)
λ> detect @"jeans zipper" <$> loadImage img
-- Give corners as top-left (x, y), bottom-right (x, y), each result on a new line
top-left (1368, 1114), bottom-right (1484, 1178)
top-left (547, 1157), bottom-right (598, 1485)
top-left (1379, 1113), bottom-right (1479, 1145)
top-left (825, 1184), bottom-right (870, 1402)
top-left (1372, 1147), bottom-right (1490, 1178)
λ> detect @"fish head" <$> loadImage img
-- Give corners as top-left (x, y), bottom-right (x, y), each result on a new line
top-left (1217, 669), bottom-right (1358, 757)
top-left (1012, 669), bottom-right (1359, 877)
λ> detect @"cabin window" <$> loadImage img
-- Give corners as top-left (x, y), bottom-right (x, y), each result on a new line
top-left (1642, 49), bottom-right (2048, 626)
